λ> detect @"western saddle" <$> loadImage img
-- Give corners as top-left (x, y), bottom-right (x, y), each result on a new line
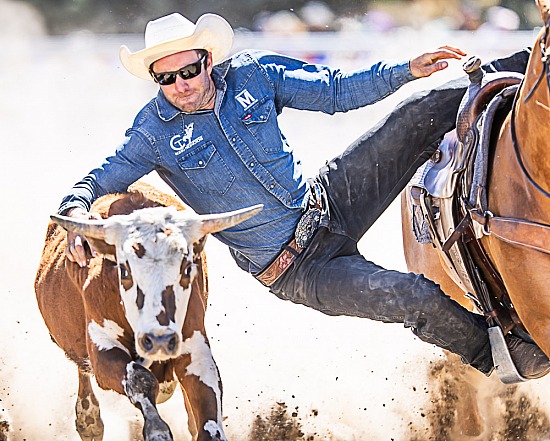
top-left (407, 56), bottom-right (532, 383)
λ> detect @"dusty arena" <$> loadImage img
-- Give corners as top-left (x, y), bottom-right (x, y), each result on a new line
top-left (2, 2), bottom-right (550, 439)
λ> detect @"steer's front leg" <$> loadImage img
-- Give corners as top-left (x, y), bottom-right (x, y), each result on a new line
top-left (124, 361), bottom-right (174, 441)
top-left (88, 342), bottom-right (173, 441)
top-left (175, 331), bottom-right (226, 441)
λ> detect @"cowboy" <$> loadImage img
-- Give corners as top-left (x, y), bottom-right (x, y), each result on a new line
top-left (59, 12), bottom-right (549, 379)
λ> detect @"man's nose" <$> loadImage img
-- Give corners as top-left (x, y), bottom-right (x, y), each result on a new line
top-left (174, 76), bottom-right (191, 90)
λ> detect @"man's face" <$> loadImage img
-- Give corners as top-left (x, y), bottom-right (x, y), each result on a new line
top-left (152, 50), bottom-right (215, 113)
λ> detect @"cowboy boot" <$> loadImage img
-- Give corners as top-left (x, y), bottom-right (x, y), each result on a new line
top-left (505, 334), bottom-right (550, 379)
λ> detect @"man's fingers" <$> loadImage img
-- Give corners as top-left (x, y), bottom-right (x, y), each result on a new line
top-left (426, 49), bottom-right (463, 64)
top-left (89, 212), bottom-right (102, 221)
top-left (410, 45), bottom-right (467, 78)
top-left (66, 233), bottom-right (88, 267)
top-left (433, 60), bottom-right (449, 72)
top-left (437, 45), bottom-right (468, 57)
top-left (63, 209), bottom-right (99, 267)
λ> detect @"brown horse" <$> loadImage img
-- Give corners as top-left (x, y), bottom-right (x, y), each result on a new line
top-left (403, 0), bottom-right (550, 368)
top-left (402, 0), bottom-right (550, 436)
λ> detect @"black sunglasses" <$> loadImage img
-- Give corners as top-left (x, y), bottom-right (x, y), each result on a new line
top-left (150, 52), bottom-right (208, 85)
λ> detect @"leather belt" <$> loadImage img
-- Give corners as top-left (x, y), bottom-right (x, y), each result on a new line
top-left (255, 181), bottom-right (326, 287)
top-left (255, 238), bottom-right (304, 287)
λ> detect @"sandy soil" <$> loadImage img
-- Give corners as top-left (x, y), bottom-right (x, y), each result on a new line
top-left (2, 11), bottom-right (550, 441)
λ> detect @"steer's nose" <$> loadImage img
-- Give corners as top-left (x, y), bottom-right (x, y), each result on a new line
top-left (138, 332), bottom-right (180, 357)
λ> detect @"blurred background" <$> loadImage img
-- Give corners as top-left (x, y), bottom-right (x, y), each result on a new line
top-left (3, 0), bottom-right (543, 34)
top-left (2, 0), bottom-right (542, 73)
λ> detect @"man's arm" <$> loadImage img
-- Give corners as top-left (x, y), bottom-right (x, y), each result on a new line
top-left (59, 134), bottom-right (158, 266)
top-left (257, 46), bottom-right (467, 114)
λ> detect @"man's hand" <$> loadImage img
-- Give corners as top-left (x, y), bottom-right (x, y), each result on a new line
top-left (409, 45), bottom-right (467, 78)
top-left (64, 208), bottom-right (100, 267)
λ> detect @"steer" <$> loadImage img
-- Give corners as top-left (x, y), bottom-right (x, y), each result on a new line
top-left (35, 182), bottom-right (262, 441)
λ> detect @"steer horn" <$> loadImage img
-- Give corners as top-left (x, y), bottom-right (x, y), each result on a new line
top-left (52, 203), bottom-right (264, 241)
top-left (50, 215), bottom-right (108, 240)
top-left (198, 204), bottom-right (263, 235)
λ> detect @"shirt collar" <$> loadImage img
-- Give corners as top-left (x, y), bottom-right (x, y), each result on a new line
top-left (155, 90), bottom-right (180, 121)
top-left (154, 61), bottom-right (231, 122)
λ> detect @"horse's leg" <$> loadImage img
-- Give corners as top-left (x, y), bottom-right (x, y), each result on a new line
top-left (75, 370), bottom-right (104, 441)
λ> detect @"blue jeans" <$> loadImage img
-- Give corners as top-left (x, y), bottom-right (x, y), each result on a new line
top-left (270, 50), bottom-right (530, 374)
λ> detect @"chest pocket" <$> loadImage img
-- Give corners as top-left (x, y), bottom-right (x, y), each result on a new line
top-left (241, 98), bottom-right (282, 154)
top-left (176, 142), bottom-right (235, 195)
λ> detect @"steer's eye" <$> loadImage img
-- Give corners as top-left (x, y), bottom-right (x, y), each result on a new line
top-left (118, 262), bottom-right (134, 290)
top-left (185, 263), bottom-right (194, 277)
top-left (119, 264), bottom-right (130, 279)
top-left (180, 260), bottom-right (196, 289)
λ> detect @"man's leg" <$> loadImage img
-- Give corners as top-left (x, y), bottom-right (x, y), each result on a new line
top-left (273, 227), bottom-right (549, 378)
top-left (272, 49), bottom-right (548, 378)
top-left (318, 49), bottom-right (531, 241)
top-left (272, 228), bottom-right (494, 374)
top-left (318, 78), bottom-right (465, 240)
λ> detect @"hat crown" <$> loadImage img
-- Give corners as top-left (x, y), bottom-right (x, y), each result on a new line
top-left (120, 12), bottom-right (234, 80)
top-left (145, 13), bottom-right (196, 48)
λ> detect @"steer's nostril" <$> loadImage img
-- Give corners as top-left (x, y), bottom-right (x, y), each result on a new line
top-left (139, 332), bottom-right (179, 355)
top-left (168, 335), bottom-right (178, 352)
top-left (141, 335), bottom-right (153, 352)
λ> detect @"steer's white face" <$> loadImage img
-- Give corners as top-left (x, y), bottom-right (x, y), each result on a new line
top-left (53, 202), bottom-right (262, 365)
top-left (108, 207), bottom-right (202, 362)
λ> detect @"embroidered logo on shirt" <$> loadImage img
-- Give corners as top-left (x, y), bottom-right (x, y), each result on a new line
top-left (236, 89), bottom-right (258, 110)
top-left (170, 123), bottom-right (203, 155)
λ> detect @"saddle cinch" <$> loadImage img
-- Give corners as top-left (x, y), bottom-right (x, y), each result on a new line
top-left (407, 56), bottom-right (533, 383)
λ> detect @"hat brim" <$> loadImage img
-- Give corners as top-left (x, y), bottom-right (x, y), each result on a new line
top-left (120, 14), bottom-right (234, 81)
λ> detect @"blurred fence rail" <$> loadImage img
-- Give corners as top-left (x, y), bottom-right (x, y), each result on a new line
top-left (33, 29), bottom-right (538, 70)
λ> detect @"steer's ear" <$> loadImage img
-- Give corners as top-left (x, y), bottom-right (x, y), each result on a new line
top-left (85, 237), bottom-right (117, 260)
top-left (198, 204), bottom-right (263, 236)
top-left (193, 236), bottom-right (208, 258)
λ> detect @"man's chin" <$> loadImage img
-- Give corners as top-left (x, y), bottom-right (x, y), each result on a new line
top-left (177, 101), bottom-right (198, 113)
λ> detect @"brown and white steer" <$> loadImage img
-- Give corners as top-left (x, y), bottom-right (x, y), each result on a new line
top-left (35, 182), bottom-right (262, 441)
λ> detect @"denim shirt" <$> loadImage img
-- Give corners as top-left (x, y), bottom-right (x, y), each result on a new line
top-left (59, 49), bottom-right (415, 273)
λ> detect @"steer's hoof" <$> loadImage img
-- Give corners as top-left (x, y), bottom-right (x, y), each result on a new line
top-left (144, 418), bottom-right (173, 441)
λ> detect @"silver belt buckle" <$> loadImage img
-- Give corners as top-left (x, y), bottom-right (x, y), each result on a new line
top-left (295, 183), bottom-right (324, 248)
top-left (295, 207), bottom-right (321, 248)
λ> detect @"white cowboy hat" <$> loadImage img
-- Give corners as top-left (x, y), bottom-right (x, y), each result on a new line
top-left (119, 13), bottom-right (234, 81)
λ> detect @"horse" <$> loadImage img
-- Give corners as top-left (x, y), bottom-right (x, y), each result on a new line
top-left (401, 0), bottom-right (550, 437)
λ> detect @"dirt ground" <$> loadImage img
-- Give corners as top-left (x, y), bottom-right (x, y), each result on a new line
top-left (2, 8), bottom-right (550, 440)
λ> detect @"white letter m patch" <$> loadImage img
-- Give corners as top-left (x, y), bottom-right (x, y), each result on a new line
top-left (235, 89), bottom-right (258, 110)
